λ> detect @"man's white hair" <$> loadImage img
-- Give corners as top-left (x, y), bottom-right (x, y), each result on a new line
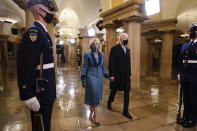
top-left (119, 33), bottom-right (128, 42)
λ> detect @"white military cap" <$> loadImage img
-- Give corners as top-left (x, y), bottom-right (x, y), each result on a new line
top-left (190, 22), bottom-right (197, 28)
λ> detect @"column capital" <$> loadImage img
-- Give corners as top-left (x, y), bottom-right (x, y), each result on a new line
top-left (0, 35), bottom-right (9, 42)
top-left (79, 27), bottom-right (89, 38)
top-left (100, 0), bottom-right (148, 27)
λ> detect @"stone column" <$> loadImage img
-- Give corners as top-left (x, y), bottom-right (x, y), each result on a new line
top-left (140, 35), bottom-right (149, 77)
top-left (25, 9), bottom-right (34, 30)
top-left (147, 43), bottom-right (153, 74)
top-left (1, 41), bottom-right (8, 65)
top-left (79, 27), bottom-right (90, 64)
top-left (160, 32), bottom-right (173, 80)
top-left (47, 24), bottom-right (57, 72)
top-left (127, 21), bottom-right (142, 89)
top-left (105, 25), bottom-right (117, 69)
top-left (0, 42), bottom-right (2, 63)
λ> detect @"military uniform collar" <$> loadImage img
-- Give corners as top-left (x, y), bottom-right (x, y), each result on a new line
top-left (35, 20), bottom-right (48, 32)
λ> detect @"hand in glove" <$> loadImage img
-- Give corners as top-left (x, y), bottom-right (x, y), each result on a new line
top-left (177, 74), bottom-right (180, 81)
top-left (82, 79), bottom-right (87, 88)
top-left (24, 97), bottom-right (40, 111)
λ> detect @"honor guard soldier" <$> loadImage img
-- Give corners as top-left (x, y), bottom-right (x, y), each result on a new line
top-left (17, 0), bottom-right (57, 130)
top-left (178, 22), bottom-right (197, 128)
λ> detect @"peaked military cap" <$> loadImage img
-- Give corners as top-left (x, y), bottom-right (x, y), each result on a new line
top-left (190, 22), bottom-right (197, 32)
top-left (28, 0), bottom-right (55, 11)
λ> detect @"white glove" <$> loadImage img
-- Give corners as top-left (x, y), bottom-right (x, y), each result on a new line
top-left (24, 97), bottom-right (40, 111)
top-left (177, 74), bottom-right (180, 81)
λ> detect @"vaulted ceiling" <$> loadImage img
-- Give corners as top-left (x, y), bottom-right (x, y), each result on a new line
top-left (0, 0), bottom-right (196, 32)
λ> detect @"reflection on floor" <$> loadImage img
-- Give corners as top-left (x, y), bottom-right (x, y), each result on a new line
top-left (0, 64), bottom-right (196, 131)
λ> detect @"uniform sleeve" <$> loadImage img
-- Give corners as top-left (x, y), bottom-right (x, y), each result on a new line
top-left (17, 28), bottom-right (43, 101)
top-left (109, 47), bottom-right (115, 77)
top-left (81, 52), bottom-right (89, 80)
top-left (177, 44), bottom-right (186, 71)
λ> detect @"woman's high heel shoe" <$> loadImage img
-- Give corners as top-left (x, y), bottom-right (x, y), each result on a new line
top-left (93, 115), bottom-right (100, 126)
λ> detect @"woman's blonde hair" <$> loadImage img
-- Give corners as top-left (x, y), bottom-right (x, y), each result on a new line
top-left (89, 38), bottom-right (101, 51)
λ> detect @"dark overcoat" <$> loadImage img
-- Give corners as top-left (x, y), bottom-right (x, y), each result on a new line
top-left (109, 44), bottom-right (131, 91)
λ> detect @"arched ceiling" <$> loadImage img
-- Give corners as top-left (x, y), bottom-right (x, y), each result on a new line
top-left (56, 0), bottom-right (101, 27)
top-left (0, 0), bottom-right (196, 33)
top-left (0, 0), bottom-right (25, 26)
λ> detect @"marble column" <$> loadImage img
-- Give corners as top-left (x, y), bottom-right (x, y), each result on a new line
top-left (79, 27), bottom-right (90, 64)
top-left (127, 21), bottom-right (141, 89)
top-left (160, 32), bottom-right (173, 80)
top-left (25, 9), bottom-right (34, 30)
top-left (47, 24), bottom-right (57, 72)
top-left (140, 35), bottom-right (149, 77)
top-left (105, 25), bottom-right (117, 69)
top-left (147, 43), bottom-right (153, 74)
top-left (1, 41), bottom-right (8, 65)
top-left (0, 42), bottom-right (2, 63)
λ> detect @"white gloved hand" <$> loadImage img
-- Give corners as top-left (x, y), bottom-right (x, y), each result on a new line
top-left (177, 74), bottom-right (180, 81)
top-left (24, 97), bottom-right (40, 111)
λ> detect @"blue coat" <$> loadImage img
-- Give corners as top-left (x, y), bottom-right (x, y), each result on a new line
top-left (81, 51), bottom-right (109, 106)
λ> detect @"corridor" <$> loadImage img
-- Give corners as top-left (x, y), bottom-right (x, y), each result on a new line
top-left (0, 64), bottom-right (195, 131)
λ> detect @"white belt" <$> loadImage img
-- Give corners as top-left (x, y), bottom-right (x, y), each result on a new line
top-left (37, 63), bottom-right (54, 70)
top-left (183, 60), bottom-right (197, 63)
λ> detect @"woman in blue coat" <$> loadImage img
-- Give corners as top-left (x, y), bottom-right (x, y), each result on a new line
top-left (81, 38), bottom-right (109, 126)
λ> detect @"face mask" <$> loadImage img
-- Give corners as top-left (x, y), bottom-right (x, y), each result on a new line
top-left (91, 45), bottom-right (99, 51)
top-left (40, 9), bottom-right (54, 24)
top-left (123, 40), bottom-right (128, 45)
top-left (190, 31), bottom-right (197, 39)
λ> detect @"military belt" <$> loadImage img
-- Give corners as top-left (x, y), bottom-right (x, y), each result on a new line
top-left (183, 60), bottom-right (197, 63)
top-left (37, 63), bottom-right (54, 70)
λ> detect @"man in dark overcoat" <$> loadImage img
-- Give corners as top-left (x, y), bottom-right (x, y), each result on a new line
top-left (107, 33), bottom-right (132, 119)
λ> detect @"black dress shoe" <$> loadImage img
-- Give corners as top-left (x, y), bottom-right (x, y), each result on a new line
top-left (122, 112), bottom-right (133, 119)
top-left (182, 120), bottom-right (196, 128)
top-left (107, 102), bottom-right (112, 110)
top-left (177, 117), bottom-right (187, 125)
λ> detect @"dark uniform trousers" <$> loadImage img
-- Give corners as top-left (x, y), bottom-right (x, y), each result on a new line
top-left (108, 89), bottom-right (129, 112)
top-left (178, 41), bottom-right (197, 121)
top-left (181, 80), bottom-right (197, 120)
top-left (31, 104), bottom-right (53, 131)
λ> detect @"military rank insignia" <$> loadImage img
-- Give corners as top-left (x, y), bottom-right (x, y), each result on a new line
top-left (29, 33), bottom-right (37, 42)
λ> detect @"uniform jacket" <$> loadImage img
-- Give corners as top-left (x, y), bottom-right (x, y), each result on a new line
top-left (81, 51), bottom-right (108, 106)
top-left (109, 44), bottom-right (131, 91)
top-left (17, 21), bottom-right (56, 105)
top-left (178, 40), bottom-right (197, 82)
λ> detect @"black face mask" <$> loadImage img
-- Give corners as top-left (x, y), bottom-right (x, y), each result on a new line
top-left (190, 31), bottom-right (197, 39)
top-left (40, 9), bottom-right (54, 24)
top-left (123, 40), bottom-right (128, 45)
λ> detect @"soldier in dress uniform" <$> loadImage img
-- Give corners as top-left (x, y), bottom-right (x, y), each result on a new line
top-left (178, 22), bottom-right (197, 128)
top-left (77, 49), bottom-right (82, 69)
top-left (17, 0), bottom-right (57, 130)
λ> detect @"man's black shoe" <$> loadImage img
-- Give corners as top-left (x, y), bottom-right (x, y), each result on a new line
top-left (107, 102), bottom-right (112, 110)
top-left (182, 120), bottom-right (196, 128)
top-left (122, 112), bottom-right (132, 119)
top-left (177, 117), bottom-right (187, 125)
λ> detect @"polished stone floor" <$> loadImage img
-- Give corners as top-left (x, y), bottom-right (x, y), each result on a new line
top-left (0, 64), bottom-right (197, 131)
